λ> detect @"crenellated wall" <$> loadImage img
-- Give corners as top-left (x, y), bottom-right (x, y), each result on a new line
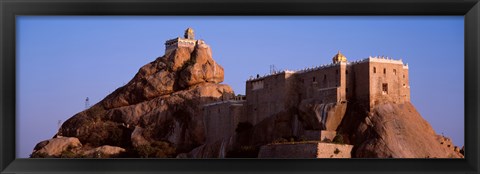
top-left (165, 37), bottom-right (197, 53)
top-left (202, 55), bottom-right (410, 145)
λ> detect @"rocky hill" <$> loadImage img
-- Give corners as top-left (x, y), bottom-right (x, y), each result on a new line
top-left (339, 102), bottom-right (463, 158)
top-left (31, 40), bottom-right (234, 158)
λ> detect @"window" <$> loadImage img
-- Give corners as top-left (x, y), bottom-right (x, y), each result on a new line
top-left (403, 74), bottom-right (405, 78)
top-left (373, 67), bottom-right (376, 73)
top-left (313, 77), bottom-right (316, 82)
top-left (346, 70), bottom-right (348, 74)
top-left (383, 68), bottom-right (386, 74)
top-left (393, 69), bottom-right (397, 75)
top-left (382, 83), bottom-right (388, 94)
top-left (336, 69), bottom-right (339, 74)
top-left (323, 75), bottom-right (327, 84)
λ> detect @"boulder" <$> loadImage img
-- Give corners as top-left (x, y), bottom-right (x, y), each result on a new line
top-left (31, 137), bottom-right (82, 157)
top-left (177, 41), bottom-right (224, 88)
top-left (348, 102), bottom-right (463, 158)
top-left (82, 145), bottom-right (126, 158)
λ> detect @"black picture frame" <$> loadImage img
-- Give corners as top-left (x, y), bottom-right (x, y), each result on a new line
top-left (1, 0), bottom-right (479, 173)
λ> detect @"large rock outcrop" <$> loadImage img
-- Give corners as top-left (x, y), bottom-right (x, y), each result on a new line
top-left (32, 41), bottom-right (233, 158)
top-left (339, 102), bottom-right (463, 158)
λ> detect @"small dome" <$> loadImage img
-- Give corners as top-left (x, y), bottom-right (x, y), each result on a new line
top-left (332, 51), bottom-right (347, 63)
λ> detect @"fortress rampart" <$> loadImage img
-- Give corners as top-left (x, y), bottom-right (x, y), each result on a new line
top-left (201, 51), bottom-right (410, 143)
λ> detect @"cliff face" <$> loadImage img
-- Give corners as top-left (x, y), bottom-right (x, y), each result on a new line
top-left (32, 41), bottom-right (234, 158)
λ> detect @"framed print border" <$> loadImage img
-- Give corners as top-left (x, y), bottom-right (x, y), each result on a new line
top-left (1, 0), bottom-right (479, 173)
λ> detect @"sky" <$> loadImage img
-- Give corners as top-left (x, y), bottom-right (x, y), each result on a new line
top-left (16, 16), bottom-right (464, 158)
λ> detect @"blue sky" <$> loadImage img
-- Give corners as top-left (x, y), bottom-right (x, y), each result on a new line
top-left (16, 16), bottom-right (464, 158)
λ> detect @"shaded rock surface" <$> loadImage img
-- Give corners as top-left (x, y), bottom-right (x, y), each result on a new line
top-left (83, 145), bottom-right (126, 158)
top-left (339, 102), bottom-right (463, 158)
top-left (177, 137), bottom-right (235, 158)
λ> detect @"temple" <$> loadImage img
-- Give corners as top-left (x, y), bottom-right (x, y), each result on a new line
top-left (165, 27), bottom-right (197, 53)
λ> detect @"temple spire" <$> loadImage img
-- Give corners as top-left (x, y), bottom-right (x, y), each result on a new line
top-left (332, 50), bottom-right (347, 63)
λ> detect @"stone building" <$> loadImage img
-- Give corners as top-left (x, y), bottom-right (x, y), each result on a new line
top-left (202, 51), bottom-right (410, 144)
top-left (165, 27), bottom-right (197, 54)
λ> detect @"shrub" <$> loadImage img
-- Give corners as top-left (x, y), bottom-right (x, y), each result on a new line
top-left (30, 152), bottom-right (50, 158)
top-left (135, 141), bottom-right (176, 158)
top-left (321, 138), bottom-right (332, 143)
top-left (60, 150), bottom-right (77, 158)
top-left (59, 150), bottom-right (86, 158)
top-left (334, 148), bottom-right (341, 154)
top-left (272, 138), bottom-right (288, 144)
top-left (84, 121), bottom-right (130, 147)
top-left (289, 137), bottom-right (295, 142)
top-left (87, 105), bottom-right (106, 120)
top-left (332, 134), bottom-right (344, 144)
top-left (226, 146), bottom-right (260, 158)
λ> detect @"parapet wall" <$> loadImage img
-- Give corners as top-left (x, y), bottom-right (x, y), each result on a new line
top-left (203, 100), bottom-right (246, 143)
top-left (258, 142), bottom-right (353, 158)
top-left (165, 37), bottom-right (197, 53)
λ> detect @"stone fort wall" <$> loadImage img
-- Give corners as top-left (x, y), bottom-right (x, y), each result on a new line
top-left (245, 72), bottom-right (296, 125)
top-left (355, 57), bottom-right (411, 108)
top-left (258, 142), bottom-right (353, 158)
top-left (203, 100), bottom-right (246, 143)
top-left (202, 55), bottom-right (410, 146)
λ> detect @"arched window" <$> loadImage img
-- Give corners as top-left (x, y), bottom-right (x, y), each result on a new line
top-left (383, 68), bottom-right (386, 74)
top-left (373, 67), bottom-right (376, 73)
top-left (393, 69), bottom-right (397, 75)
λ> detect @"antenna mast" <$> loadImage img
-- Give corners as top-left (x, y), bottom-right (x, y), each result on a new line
top-left (270, 64), bottom-right (277, 74)
top-left (85, 97), bottom-right (90, 109)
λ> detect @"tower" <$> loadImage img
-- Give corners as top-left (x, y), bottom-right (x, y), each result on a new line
top-left (85, 97), bottom-right (90, 109)
top-left (184, 28), bottom-right (195, 40)
top-left (332, 51), bottom-right (347, 63)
